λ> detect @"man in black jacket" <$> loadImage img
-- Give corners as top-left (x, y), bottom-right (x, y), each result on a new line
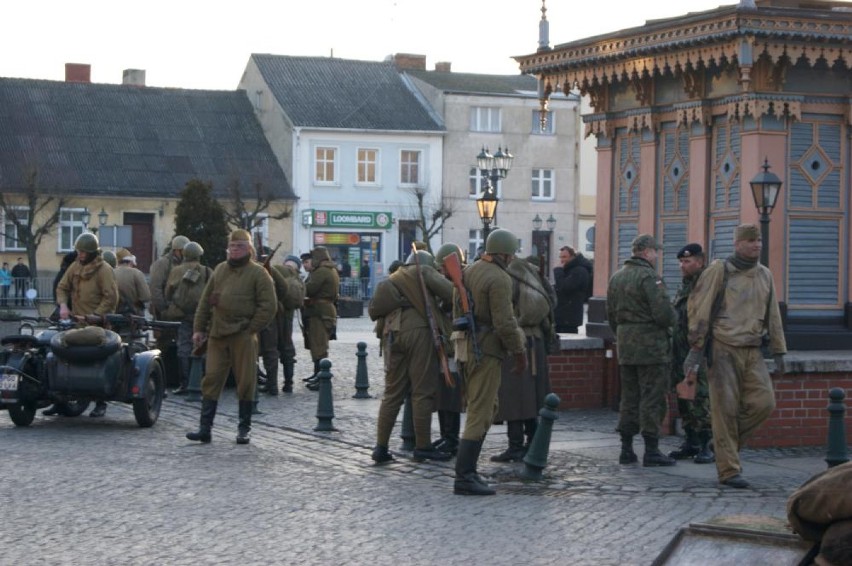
top-left (553, 246), bottom-right (591, 333)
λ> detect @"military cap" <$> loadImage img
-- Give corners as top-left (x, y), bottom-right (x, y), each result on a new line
top-left (676, 243), bottom-right (703, 259)
top-left (171, 235), bottom-right (189, 250)
top-left (735, 223), bottom-right (760, 242)
top-left (632, 234), bottom-right (662, 253)
top-left (229, 229), bottom-right (252, 242)
top-left (300, 252), bottom-right (312, 261)
top-left (284, 254), bottom-right (302, 270)
top-left (116, 248), bottom-right (132, 263)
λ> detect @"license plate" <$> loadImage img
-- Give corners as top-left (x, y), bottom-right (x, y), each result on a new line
top-left (0, 372), bottom-right (19, 392)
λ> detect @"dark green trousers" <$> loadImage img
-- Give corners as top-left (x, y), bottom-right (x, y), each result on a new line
top-left (616, 363), bottom-right (669, 439)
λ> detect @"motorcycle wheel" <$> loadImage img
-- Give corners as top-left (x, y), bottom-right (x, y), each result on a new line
top-left (133, 362), bottom-right (164, 428)
top-left (58, 400), bottom-right (90, 417)
top-left (8, 403), bottom-right (36, 426)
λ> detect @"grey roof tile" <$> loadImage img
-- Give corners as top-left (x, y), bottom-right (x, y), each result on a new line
top-left (404, 69), bottom-right (538, 95)
top-left (251, 54), bottom-right (443, 131)
top-left (0, 77), bottom-right (294, 201)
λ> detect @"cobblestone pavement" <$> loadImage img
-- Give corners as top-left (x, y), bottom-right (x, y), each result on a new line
top-left (0, 312), bottom-right (830, 565)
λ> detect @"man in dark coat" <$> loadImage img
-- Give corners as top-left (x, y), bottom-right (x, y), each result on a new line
top-left (554, 246), bottom-right (591, 333)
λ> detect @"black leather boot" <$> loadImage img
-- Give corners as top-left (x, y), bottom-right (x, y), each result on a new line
top-left (694, 429), bottom-right (715, 464)
top-left (186, 399), bottom-right (217, 442)
top-left (305, 359), bottom-right (320, 390)
top-left (236, 400), bottom-right (252, 444)
top-left (490, 421), bottom-right (526, 462)
top-left (89, 401), bottom-right (108, 418)
top-left (303, 359), bottom-right (319, 382)
top-left (619, 433), bottom-right (638, 464)
top-left (434, 411), bottom-right (460, 456)
top-left (371, 444), bottom-right (395, 464)
top-left (668, 428), bottom-right (700, 459)
top-left (454, 439), bottom-right (495, 495)
top-left (643, 434), bottom-right (676, 467)
top-left (282, 361), bottom-right (294, 393)
top-left (260, 361), bottom-right (279, 396)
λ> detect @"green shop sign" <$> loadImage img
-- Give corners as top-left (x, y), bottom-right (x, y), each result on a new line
top-left (304, 209), bottom-right (393, 229)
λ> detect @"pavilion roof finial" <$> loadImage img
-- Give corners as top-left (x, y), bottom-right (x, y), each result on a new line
top-left (538, 0), bottom-right (550, 51)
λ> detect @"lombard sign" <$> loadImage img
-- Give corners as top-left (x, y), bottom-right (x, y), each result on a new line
top-left (310, 210), bottom-right (393, 229)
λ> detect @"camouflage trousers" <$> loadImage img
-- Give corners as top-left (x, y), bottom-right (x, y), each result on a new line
top-left (673, 367), bottom-right (712, 434)
top-left (616, 363), bottom-right (669, 439)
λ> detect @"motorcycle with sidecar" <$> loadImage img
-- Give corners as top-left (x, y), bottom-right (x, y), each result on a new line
top-left (0, 314), bottom-right (180, 428)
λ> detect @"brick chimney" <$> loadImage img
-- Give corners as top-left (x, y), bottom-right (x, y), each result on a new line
top-left (435, 62), bottom-right (452, 73)
top-left (65, 63), bottom-right (91, 83)
top-left (392, 53), bottom-right (427, 71)
top-left (122, 69), bottom-right (146, 86)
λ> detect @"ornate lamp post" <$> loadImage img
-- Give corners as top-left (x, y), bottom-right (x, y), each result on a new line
top-left (532, 213), bottom-right (556, 276)
top-left (475, 146), bottom-right (513, 241)
top-left (749, 158), bottom-right (783, 266)
top-left (80, 207), bottom-right (91, 231)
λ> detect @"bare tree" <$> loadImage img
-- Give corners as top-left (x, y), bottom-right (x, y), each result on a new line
top-left (0, 168), bottom-right (67, 277)
top-left (409, 186), bottom-right (453, 255)
top-left (223, 179), bottom-right (292, 249)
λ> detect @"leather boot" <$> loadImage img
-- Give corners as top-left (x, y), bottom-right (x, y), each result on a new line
top-left (303, 359), bottom-right (319, 382)
top-left (454, 439), bottom-right (495, 495)
top-left (172, 357), bottom-right (191, 395)
top-left (261, 360), bottom-right (279, 396)
top-left (282, 361), bottom-right (294, 393)
top-left (434, 411), bottom-right (460, 456)
top-left (694, 429), bottom-right (716, 464)
top-left (305, 359), bottom-right (320, 391)
top-left (89, 401), bottom-right (108, 418)
top-left (186, 399), bottom-right (217, 442)
top-left (619, 433), bottom-right (638, 464)
top-left (523, 418), bottom-right (538, 454)
top-left (668, 427), bottom-right (700, 459)
top-left (236, 400), bottom-right (252, 444)
top-left (643, 434), bottom-right (676, 467)
top-left (490, 421), bottom-right (526, 462)
top-left (371, 444), bottom-right (394, 464)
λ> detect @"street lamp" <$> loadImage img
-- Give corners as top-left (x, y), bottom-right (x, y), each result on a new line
top-left (546, 214), bottom-right (556, 231)
top-left (532, 213), bottom-right (556, 276)
top-left (98, 207), bottom-right (109, 227)
top-left (749, 158), bottom-right (783, 266)
top-left (80, 207), bottom-right (91, 230)
top-left (475, 146), bottom-right (513, 241)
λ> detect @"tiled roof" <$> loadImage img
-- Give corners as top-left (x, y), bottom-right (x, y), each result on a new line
top-left (0, 78), bottom-right (294, 200)
top-left (251, 54), bottom-right (444, 131)
top-left (404, 70), bottom-right (538, 96)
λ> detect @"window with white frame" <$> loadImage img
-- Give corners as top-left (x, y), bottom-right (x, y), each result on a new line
top-left (468, 167), bottom-right (502, 198)
top-left (400, 150), bottom-right (421, 185)
top-left (532, 110), bottom-right (554, 134)
top-left (249, 213), bottom-right (269, 250)
top-left (470, 107), bottom-right (501, 132)
top-left (357, 148), bottom-right (379, 185)
top-left (59, 208), bottom-right (88, 252)
top-left (315, 146), bottom-right (337, 184)
top-left (2, 207), bottom-right (28, 251)
top-left (531, 169), bottom-right (554, 200)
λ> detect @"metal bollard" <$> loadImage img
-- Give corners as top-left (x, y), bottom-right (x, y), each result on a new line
top-left (185, 356), bottom-right (203, 403)
top-left (314, 358), bottom-right (338, 431)
top-left (353, 341), bottom-right (372, 399)
top-left (825, 387), bottom-right (849, 468)
top-left (520, 393), bottom-right (561, 481)
top-left (400, 394), bottom-right (415, 451)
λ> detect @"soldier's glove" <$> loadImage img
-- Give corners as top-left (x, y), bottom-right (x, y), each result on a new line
top-left (682, 348), bottom-right (702, 379)
top-left (773, 354), bottom-right (786, 377)
top-left (512, 351), bottom-right (527, 375)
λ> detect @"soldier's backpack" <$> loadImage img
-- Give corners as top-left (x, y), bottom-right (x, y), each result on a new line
top-left (171, 265), bottom-right (212, 316)
top-left (508, 260), bottom-right (552, 327)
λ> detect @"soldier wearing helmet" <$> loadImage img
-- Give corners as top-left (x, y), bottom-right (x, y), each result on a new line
top-left (114, 247), bottom-right (151, 317)
top-left (55, 232), bottom-right (119, 418)
top-left (302, 246), bottom-right (340, 390)
top-left (148, 235), bottom-right (189, 320)
top-left (370, 248), bottom-right (454, 464)
top-left (452, 228), bottom-right (527, 496)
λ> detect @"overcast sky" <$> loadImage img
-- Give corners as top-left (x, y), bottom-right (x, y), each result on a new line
top-left (3, 1), bottom-right (740, 90)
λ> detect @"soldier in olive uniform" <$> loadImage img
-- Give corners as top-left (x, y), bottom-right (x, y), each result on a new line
top-left (186, 230), bottom-right (276, 445)
top-left (256, 251), bottom-right (290, 396)
top-left (453, 229), bottom-right (527, 496)
top-left (114, 248), bottom-right (151, 317)
top-left (686, 224), bottom-right (786, 489)
top-left (669, 243), bottom-right (714, 464)
top-left (607, 234), bottom-right (677, 467)
top-left (491, 255), bottom-right (554, 462)
top-left (369, 250), bottom-right (454, 464)
top-left (149, 235), bottom-right (188, 320)
top-left (270, 255), bottom-right (305, 394)
top-left (56, 232), bottom-right (119, 418)
top-left (163, 242), bottom-right (211, 395)
top-left (302, 246), bottom-right (339, 390)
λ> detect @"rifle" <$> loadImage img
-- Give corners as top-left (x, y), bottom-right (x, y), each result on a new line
top-left (443, 252), bottom-right (481, 362)
top-left (262, 242), bottom-right (283, 274)
top-left (410, 244), bottom-right (455, 388)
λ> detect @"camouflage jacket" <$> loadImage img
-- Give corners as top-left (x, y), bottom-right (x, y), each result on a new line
top-left (606, 257), bottom-right (676, 365)
top-left (671, 270), bottom-right (703, 381)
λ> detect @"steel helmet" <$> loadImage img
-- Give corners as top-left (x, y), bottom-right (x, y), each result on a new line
top-left (74, 232), bottom-right (100, 254)
top-left (182, 242), bottom-right (204, 261)
top-left (405, 250), bottom-right (434, 268)
top-left (171, 235), bottom-right (190, 250)
top-left (485, 229), bottom-right (519, 255)
top-left (101, 249), bottom-right (117, 268)
top-left (434, 243), bottom-right (464, 269)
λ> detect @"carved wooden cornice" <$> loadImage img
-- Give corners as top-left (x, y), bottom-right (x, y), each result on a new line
top-left (720, 94), bottom-right (802, 123)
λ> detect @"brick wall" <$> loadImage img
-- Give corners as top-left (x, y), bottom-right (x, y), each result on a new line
top-left (548, 344), bottom-right (852, 449)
